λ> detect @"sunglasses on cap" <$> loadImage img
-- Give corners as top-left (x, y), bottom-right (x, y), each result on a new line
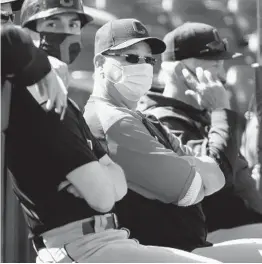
top-left (103, 52), bottom-right (157, 66)
top-left (200, 39), bottom-right (228, 54)
top-left (1, 12), bottom-right (15, 24)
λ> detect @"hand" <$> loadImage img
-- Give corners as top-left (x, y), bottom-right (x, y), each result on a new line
top-left (182, 67), bottom-right (230, 111)
top-left (48, 56), bottom-right (70, 88)
top-left (37, 68), bottom-right (68, 120)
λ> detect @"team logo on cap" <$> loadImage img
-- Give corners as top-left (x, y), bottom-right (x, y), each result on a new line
top-left (60, 0), bottom-right (74, 7)
top-left (133, 21), bottom-right (147, 35)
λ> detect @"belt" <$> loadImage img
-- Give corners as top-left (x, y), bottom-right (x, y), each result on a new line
top-left (32, 213), bottom-right (118, 252)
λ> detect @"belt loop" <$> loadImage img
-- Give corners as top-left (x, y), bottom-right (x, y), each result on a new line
top-left (101, 214), bottom-right (108, 228)
top-left (94, 215), bottom-right (104, 233)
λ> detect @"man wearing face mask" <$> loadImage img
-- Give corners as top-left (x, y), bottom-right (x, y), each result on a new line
top-left (138, 22), bottom-right (262, 243)
top-left (20, 0), bottom-right (87, 65)
top-left (19, 0), bottom-right (91, 112)
top-left (84, 19), bottom-right (219, 252)
top-left (84, 19), bottom-right (262, 262)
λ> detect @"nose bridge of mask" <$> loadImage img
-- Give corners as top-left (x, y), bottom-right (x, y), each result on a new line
top-left (39, 32), bottom-right (81, 64)
top-left (122, 63), bottom-right (153, 78)
top-left (60, 34), bottom-right (82, 64)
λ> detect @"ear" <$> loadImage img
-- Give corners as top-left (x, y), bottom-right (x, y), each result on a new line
top-left (94, 54), bottom-right (106, 69)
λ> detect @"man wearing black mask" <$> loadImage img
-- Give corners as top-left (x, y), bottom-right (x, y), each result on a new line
top-left (20, 0), bottom-right (92, 65)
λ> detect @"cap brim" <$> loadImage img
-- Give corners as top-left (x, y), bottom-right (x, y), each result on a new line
top-left (108, 37), bottom-right (166, 55)
top-left (23, 8), bottom-right (93, 30)
top-left (201, 51), bottom-right (243, 60)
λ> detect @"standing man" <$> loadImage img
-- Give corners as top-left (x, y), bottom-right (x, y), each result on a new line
top-left (138, 22), bottom-right (262, 242)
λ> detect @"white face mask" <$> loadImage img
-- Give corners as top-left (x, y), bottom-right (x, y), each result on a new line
top-left (104, 61), bottom-right (154, 102)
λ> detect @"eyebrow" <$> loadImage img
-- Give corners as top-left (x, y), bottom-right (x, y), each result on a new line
top-left (46, 16), bottom-right (80, 22)
top-left (70, 18), bottom-right (80, 22)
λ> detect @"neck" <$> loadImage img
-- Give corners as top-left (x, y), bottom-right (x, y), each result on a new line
top-left (163, 82), bottom-right (201, 110)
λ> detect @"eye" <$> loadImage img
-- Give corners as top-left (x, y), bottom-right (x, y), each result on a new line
top-left (46, 22), bottom-right (56, 28)
top-left (70, 21), bottom-right (81, 28)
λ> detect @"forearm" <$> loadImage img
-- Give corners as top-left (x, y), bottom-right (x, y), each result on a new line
top-left (99, 154), bottom-right (127, 201)
top-left (108, 117), bottom-right (205, 205)
top-left (183, 156), bottom-right (225, 196)
top-left (66, 161), bottom-right (116, 213)
top-left (112, 144), bottom-right (199, 204)
top-left (207, 109), bottom-right (241, 186)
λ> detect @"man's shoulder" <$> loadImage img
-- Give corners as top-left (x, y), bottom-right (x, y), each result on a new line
top-left (84, 99), bottom-right (136, 133)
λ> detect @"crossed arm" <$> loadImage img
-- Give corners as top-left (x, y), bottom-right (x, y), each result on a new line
top-left (106, 116), bottom-right (225, 206)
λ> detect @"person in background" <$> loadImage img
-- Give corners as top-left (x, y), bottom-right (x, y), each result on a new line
top-left (137, 22), bottom-right (262, 243)
top-left (19, 0), bottom-right (94, 110)
top-left (84, 18), bottom-right (262, 262)
top-left (1, 0), bottom-right (68, 118)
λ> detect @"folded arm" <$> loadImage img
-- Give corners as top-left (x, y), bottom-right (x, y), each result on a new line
top-left (106, 116), bottom-right (225, 206)
top-left (161, 109), bottom-right (241, 188)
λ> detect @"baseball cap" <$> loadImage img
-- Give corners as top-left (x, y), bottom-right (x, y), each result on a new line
top-left (162, 22), bottom-right (242, 61)
top-left (94, 18), bottom-right (166, 55)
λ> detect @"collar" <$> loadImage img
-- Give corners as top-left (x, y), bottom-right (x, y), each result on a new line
top-left (69, 98), bottom-right (80, 112)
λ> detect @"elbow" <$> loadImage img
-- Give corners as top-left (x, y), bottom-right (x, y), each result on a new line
top-left (194, 156), bottom-right (226, 196)
top-left (66, 161), bottom-right (117, 213)
top-left (107, 163), bottom-right (128, 201)
top-left (86, 188), bottom-right (116, 213)
top-left (114, 167), bottom-right (128, 201)
top-left (115, 184), bottom-right (127, 202)
top-left (204, 172), bottom-right (225, 196)
top-left (91, 197), bottom-right (115, 213)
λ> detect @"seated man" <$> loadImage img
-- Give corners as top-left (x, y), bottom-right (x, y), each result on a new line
top-left (84, 18), bottom-right (262, 262)
top-left (137, 22), bottom-right (262, 242)
top-left (3, 0), bottom-right (220, 262)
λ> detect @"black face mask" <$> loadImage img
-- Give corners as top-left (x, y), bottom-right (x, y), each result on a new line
top-left (39, 32), bottom-right (81, 65)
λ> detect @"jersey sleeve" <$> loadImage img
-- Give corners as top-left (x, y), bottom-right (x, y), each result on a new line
top-left (44, 102), bottom-right (100, 178)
